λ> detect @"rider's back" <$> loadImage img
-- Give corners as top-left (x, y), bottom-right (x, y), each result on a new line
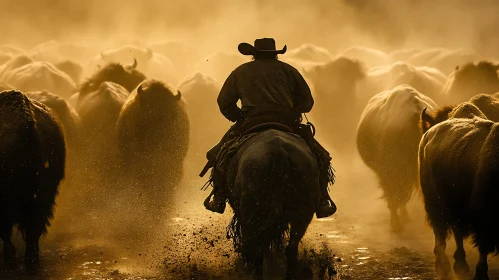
top-left (218, 59), bottom-right (313, 119)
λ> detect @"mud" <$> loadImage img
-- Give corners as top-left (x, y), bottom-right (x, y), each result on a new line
top-left (1, 155), bottom-right (497, 280)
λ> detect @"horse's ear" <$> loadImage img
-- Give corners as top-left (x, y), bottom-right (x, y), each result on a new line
top-left (175, 90), bottom-right (182, 101)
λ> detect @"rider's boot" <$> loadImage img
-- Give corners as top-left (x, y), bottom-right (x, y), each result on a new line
top-left (204, 187), bottom-right (227, 214)
top-left (316, 181), bottom-right (337, 218)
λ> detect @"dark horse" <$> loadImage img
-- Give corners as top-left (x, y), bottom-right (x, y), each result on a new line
top-left (225, 129), bottom-right (320, 279)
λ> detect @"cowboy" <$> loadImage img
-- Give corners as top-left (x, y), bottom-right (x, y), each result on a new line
top-left (202, 38), bottom-right (336, 218)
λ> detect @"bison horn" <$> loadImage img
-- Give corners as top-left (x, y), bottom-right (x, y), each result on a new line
top-left (137, 84), bottom-right (144, 95)
top-left (128, 58), bottom-right (138, 69)
top-left (175, 90), bottom-right (182, 101)
top-left (145, 48), bottom-right (153, 60)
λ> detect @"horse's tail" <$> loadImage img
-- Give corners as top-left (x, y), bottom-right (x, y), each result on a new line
top-left (234, 147), bottom-right (291, 269)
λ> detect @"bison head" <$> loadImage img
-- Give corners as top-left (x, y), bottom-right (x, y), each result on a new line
top-left (79, 60), bottom-right (147, 98)
top-left (420, 106), bottom-right (454, 134)
top-left (420, 103), bottom-right (486, 134)
top-left (137, 82), bottom-right (182, 102)
top-left (447, 61), bottom-right (499, 103)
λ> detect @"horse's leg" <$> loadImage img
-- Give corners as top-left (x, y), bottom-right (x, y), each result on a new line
top-left (0, 222), bottom-right (16, 268)
top-left (388, 203), bottom-right (402, 233)
top-left (452, 228), bottom-right (470, 275)
top-left (285, 212), bottom-right (314, 280)
top-left (400, 203), bottom-right (410, 224)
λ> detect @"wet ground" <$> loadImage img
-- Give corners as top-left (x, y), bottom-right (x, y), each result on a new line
top-left (1, 154), bottom-right (498, 280)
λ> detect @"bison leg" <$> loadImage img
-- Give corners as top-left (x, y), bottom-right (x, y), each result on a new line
top-left (452, 229), bottom-right (470, 275)
top-left (0, 223), bottom-right (16, 268)
top-left (285, 213), bottom-right (314, 280)
top-left (389, 206), bottom-right (402, 233)
top-left (432, 226), bottom-right (451, 278)
top-left (474, 246), bottom-right (491, 280)
top-left (24, 226), bottom-right (42, 274)
top-left (400, 204), bottom-right (411, 224)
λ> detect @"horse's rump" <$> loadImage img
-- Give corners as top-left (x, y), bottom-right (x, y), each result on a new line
top-left (223, 130), bottom-right (320, 260)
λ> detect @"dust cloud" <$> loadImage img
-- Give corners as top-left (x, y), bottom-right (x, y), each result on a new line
top-left (1, 0), bottom-right (499, 279)
top-left (2, 0), bottom-right (499, 55)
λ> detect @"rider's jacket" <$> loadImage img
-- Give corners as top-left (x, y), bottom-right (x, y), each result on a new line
top-left (217, 59), bottom-right (314, 122)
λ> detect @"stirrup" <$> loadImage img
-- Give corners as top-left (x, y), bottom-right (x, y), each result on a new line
top-left (203, 191), bottom-right (226, 214)
top-left (316, 198), bottom-right (337, 218)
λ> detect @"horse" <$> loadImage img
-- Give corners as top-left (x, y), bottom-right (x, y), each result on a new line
top-left (224, 128), bottom-right (320, 279)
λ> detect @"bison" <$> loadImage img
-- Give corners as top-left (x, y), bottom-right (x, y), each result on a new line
top-left (117, 79), bottom-right (189, 190)
top-left (441, 61), bottom-right (499, 104)
top-left (388, 48), bottom-right (422, 63)
top-left (77, 81), bottom-right (128, 177)
top-left (77, 60), bottom-right (146, 106)
top-left (54, 60), bottom-right (83, 85)
top-left (2, 61), bottom-right (76, 99)
top-left (25, 90), bottom-right (81, 146)
top-left (0, 90), bottom-right (66, 273)
top-left (364, 62), bottom-right (447, 104)
top-left (177, 72), bottom-right (227, 164)
top-left (357, 85), bottom-right (437, 232)
top-left (339, 46), bottom-right (390, 69)
top-left (469, 93), bottom-right (499, 122)
top-left (281, 44), bottom-right (332, 71)
top-left (84, 45), bottom-right (177, 84)
top-left (419, 107), bottom-right (499, 280)
top-left (0, 44), bottom-right (25, 57)
top-left (303, 56), bottom-right (367, 163)
top-left (408, 48), bottom-right (482, 75)
top-left (0, 55), bottom-right (34, 79)
top-left (283, 44), bottom-right (332, 63)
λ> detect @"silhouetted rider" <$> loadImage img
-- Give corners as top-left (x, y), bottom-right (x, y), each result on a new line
top-left (203, 38), bottom-right (336, 218)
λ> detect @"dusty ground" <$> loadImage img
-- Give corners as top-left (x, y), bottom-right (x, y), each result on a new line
top-left (0, 154), bottom-right (498, 280)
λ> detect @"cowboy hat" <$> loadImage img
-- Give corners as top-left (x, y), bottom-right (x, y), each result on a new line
top-left (238, 38), bottom-right (287, 56)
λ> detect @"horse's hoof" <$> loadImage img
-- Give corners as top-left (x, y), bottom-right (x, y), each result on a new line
top-left (391, 220), bottom-right (403, 234)
top-left (454, 259), bottom-right (471, 275)
top-left (435, 256), bottom-right (451, 278)
top-left (25, 258), bottom-right (40, 274)
top-left (473, 273), bottom-right (490, 280)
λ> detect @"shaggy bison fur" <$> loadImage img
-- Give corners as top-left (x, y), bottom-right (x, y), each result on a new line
top-left (117, 79), bottom-right (189, 190)
top-left (357, 85), bottom-right (437, 232)
top-left (0, 90), bottom-right (66, 273)
top-left (419, 109), bottom-right (499, 279)
top-left (78, 60), bottom-right (146, 104)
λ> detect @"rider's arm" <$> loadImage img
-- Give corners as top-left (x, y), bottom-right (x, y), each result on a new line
top-left (292, 70), bottom-right (314, 113)
top-left (217, 71), bottom-right (243, 122)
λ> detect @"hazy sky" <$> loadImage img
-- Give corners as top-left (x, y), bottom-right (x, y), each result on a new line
top-left (1, 0), bottom-right (499, 56)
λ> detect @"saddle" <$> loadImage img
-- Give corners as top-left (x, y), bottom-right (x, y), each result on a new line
top-left (243, 121), bottom-right (294, 134)
top-left (200, 117), bottom-right (315, 178)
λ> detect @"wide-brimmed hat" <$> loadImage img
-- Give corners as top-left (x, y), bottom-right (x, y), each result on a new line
top-left (238, 38), bottom-right (287, 56)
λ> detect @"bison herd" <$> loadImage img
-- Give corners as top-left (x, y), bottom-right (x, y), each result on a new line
top-left (0, 41), bottom-right (498, 279)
